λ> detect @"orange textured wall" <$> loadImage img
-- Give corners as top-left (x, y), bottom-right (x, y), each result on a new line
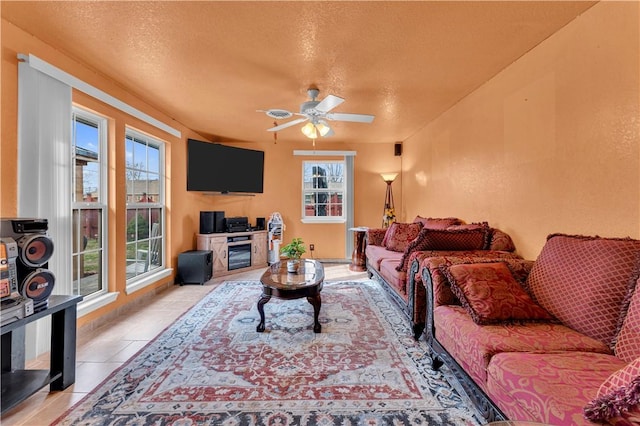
top-left (1, 19), bottom-right (395, 326)
top-left (402, 1), bottom-right (640, 260)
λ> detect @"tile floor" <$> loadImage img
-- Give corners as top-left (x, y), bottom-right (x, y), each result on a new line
top-left (1, 263), bottom-right (369, 425)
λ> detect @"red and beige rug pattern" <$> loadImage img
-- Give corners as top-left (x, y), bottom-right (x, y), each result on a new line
top-left (54, 280), bottom-right (479, 425)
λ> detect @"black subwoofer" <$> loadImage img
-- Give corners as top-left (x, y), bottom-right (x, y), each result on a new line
top-left (177, 250), bottom-right (212, 285)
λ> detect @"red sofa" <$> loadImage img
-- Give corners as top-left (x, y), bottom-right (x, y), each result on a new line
top-left (419, 233), bottom-right (640, 425)
top-left (365, 216), bottom-right (521, 338)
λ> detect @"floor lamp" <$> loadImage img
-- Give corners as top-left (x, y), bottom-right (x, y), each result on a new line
top-left (381, 173), bottom-right (398, 228)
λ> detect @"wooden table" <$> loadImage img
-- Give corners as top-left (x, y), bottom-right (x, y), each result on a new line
top-left (257, 259), bottom-right (325, 333)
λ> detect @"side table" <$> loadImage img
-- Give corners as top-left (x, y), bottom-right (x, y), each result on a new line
top-left (348, 227), bottom-right (368, 272)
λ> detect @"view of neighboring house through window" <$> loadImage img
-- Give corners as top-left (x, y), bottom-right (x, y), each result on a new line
top-left (125, 129), bottom-right (165, 280)
top-left (72, 108), bottom-right (107, 298)
top-left (302, 161), bottom-right (345, 222)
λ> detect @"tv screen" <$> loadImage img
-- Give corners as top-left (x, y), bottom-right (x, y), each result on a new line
top-left (187, 139), bottom-right (264, 194)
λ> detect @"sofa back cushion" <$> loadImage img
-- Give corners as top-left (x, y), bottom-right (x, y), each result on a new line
top-left (413, 216), bottom-right (462, 229)
top-left (525, 233), bottom-right (640, 347)
top-left (614, 279), bottom-right (640, 362)
top-left (383, 222), bottom-right (423, 252)
top-left (443, 262), bottom-right (555, 325)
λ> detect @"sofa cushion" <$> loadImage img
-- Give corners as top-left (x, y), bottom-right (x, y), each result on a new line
top-left (488, 228), bottom-right (517, 252)
top-left (379, 258), bottom-right (408, 299)
top-left (443, 262), bottom-right (554, 325)
top-left (413, 216), bottom-right (462, 229)
top-left (615, 279), bottom-right (640, 362)
top-left (396, 227), bottom-right (490, 272)
top-left (365, 244), bottom-right (402, 271)
top-left (486, 351), bottom-right (626, 425)
top-left (366, 228), bottom-right (387, 247)
top-left (420, 254), bottom-right (528, 308)
top-left (435, 305), bottom-right (612, 386)
top-left (584, 357), bottom-right (640, 425)
top-left (525, 233), bottom-right (640, 347)
top-left (383, 222), bottom-right (423, 252)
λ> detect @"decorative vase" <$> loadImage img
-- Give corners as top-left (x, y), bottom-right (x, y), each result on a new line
top-left (287, 259), bottom-right (299, 273)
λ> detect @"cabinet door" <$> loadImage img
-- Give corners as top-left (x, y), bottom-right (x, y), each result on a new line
top-left (252, 233), bottom-right (267, 266)
top-left (209, 236), bottom-right (228, 274)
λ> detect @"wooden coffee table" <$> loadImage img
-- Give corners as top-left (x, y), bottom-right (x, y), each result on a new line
top-left (257, 259), bottom-right (325, 333)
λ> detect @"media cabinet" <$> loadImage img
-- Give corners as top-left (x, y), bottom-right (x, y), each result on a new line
top-left (196, 230), bottom-right (267, 277)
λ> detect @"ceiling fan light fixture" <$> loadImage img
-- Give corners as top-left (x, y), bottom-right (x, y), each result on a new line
top-left (301, 122), bottom-right (318, 139)
top-left (316, 121), bottom-right (331, 137)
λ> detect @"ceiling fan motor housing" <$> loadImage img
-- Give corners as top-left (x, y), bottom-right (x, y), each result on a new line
top-left (300, 100), bottom-right (320, 115)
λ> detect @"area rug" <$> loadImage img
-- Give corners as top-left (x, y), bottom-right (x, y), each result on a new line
top-left (54, 280), bottom-right (480, 425)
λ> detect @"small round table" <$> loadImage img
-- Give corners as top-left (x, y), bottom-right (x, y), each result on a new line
top-left (257, 259), bottom-right (325, 333)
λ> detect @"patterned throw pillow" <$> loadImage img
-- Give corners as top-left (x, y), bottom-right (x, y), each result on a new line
top-left (488, 228), bottom-right (517, 252)
top-left (525, 233), bottom-right (640, 347)
top-left (584, 357), bottom-right (640, 424)
top-left (615, 279), bottom-right (640, 362)
top-left (395, 227), bottom-right (490, 272)
top-left (413, 216), bottom-right (462, 230)
top-left (384, 222), bottom-right (423, 253)
top-left (442, 262), bottom-right (555, 325)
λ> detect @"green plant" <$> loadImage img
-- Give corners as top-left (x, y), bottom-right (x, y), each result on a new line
top-left (280, 237), bottom-right (306, 260)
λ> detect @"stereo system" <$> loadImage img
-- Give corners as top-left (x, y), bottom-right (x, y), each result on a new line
top-left (226, 217), bottom-right (249, 233)
top-left (0, 218), bottom-right (55, 323)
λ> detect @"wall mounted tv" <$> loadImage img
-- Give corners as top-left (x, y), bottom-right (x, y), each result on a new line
top-left (187, 139), bottom-right (264, 194)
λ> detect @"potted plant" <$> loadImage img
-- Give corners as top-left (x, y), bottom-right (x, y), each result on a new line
top-left (280, 237), bottom-right (306, 272)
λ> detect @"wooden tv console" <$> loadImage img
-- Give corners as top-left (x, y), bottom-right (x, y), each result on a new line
top-left (196, 230), bottom-right (267, 277)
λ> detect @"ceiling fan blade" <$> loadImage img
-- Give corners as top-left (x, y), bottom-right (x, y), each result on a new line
top-left (267, 117), bottom-right (307, 132)
top-left (315, 94), bottom-right (344, 113)
top-left (325, 112), bottom-right (375, 123)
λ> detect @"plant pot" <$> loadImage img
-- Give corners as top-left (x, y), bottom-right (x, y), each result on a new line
top-left (287, 259), bottom-right (300, 273)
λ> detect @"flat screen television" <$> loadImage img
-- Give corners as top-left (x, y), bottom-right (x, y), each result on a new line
top-left (187, 139), bottom-right (264, 194)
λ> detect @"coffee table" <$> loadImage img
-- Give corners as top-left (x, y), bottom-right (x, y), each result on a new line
top-left (257, 259), bottom-right (325, 333)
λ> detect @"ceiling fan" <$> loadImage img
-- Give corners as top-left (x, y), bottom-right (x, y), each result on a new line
top-left (258, 88), bottom-right (375, 139)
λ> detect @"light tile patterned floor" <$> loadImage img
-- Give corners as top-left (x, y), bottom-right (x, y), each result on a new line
top-left (1, 263), bottom-right (368, 426)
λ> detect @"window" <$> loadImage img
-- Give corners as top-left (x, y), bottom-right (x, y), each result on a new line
top-left (125, 129), bottom-right (165, 282)
top-left (71, 108), bottom-right (107, 298)
top-left (302, 161), bottom-right (346, 223)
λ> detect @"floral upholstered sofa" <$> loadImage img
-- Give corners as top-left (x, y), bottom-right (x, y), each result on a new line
top-left (419, 233), bottom-right (640, 425)
top-left (365, 216), bottom-right (521, 338)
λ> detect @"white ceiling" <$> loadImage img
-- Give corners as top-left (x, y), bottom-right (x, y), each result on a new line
top-left (2, 1), bottom-right (596, 144)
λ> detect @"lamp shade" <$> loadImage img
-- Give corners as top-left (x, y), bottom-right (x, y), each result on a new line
top-left (301, 122), bottom-right (318, 139)
top-left (380, 172), bottom-right (398, 183)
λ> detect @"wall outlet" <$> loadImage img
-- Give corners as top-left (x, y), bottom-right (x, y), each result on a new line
top-left (309, 244), bottom-right (315, 251)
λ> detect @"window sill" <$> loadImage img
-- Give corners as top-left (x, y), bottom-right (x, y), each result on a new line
top-left (125, 268), bottom-right (173, 295)
top-left (78, 291), bottom-right (119, 318)
top-left (301, 218), bottom-right (346, 224)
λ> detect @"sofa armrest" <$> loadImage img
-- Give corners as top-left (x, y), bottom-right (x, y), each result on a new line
top-left (366, 228), bottom-right (387, 247)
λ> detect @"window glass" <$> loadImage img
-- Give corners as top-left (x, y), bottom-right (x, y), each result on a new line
top-left (302, 161), bottom-right (345, 222)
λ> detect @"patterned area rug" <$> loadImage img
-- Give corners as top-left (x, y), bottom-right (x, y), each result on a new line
top-left (54, 280), bottom-right (480, 425)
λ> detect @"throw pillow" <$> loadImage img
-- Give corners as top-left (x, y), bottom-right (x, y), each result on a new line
top-left (614, 279), bottom-right (640, 362)
top-left (524, 233), bottom-right (640, 347)
top-left (395, 227), bottom-right (491, 272)
top-left (488, 228), bottom-right (517, 252)
top-left (384, 222), bottom-right (423, 253)
top-left (584, 357), bottom-right (640, 424)
top-left (413, 216), bottom-right (462, 229)
top-left (442, 262), bottom-right (555, 325)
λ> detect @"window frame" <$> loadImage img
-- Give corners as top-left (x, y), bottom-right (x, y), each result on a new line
top-left (124, 127), bottom-right (168, 293)
top-left (301, 160), bottom-right (347, 224)
top-left (71, 107), bottom-right (108, 301)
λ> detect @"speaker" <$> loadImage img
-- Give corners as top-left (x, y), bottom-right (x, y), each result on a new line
top-left (0, 218), bottom-right (55, 310)
top-left (256, 217), bottom-right (265, 230)
top-left (394, 142), bottom-right (403, 156)
top-left (200, 211), bottom-right (225, 234)
top-left (177, 250), bottom-right (212, 285)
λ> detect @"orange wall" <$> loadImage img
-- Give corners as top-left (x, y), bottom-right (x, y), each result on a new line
top-left (402, 1), bottom-right (640, 260)
top-left (1, 20), bottom-right (398, 325)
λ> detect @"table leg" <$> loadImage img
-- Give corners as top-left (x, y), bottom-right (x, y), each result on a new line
top-left (349, 230), bottom-right (367, 272)
top-left (307, 294), bottom-right (322, 333)
top-left (256, 293), bottom-right (271, 332)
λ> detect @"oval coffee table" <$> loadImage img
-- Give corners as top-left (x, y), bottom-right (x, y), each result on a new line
top-left (257, 259), bottom-right (325, 333)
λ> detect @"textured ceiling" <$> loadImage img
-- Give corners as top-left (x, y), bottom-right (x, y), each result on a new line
top-left (2, 1), bottom-right (595, 144)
